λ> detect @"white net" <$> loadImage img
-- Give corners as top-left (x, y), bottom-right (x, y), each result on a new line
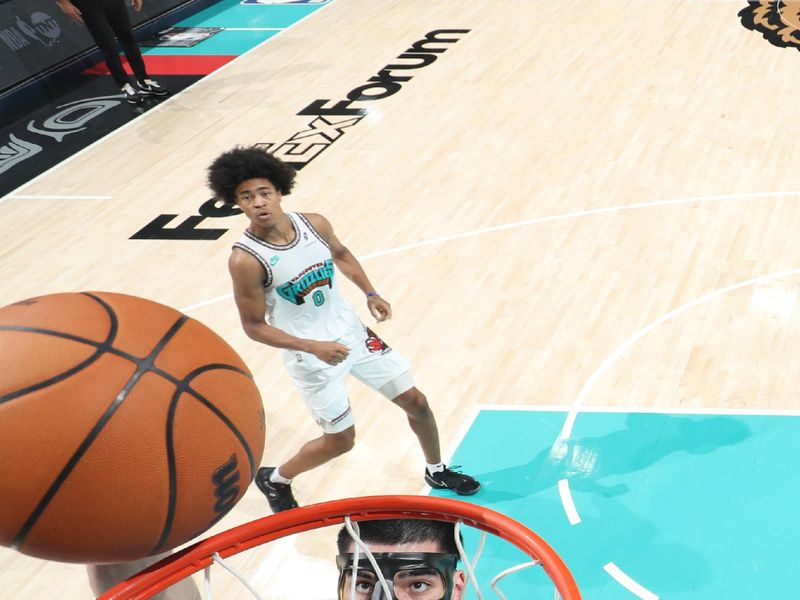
top-left (97, 497), bottom-right (578, 600)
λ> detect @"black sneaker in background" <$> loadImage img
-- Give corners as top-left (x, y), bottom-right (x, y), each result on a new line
top-left (425, 465), bottom-right (481, 496)
top-left (121, 83), bottom-right (144, 104)
top-left (135, 78), bottom-right (170, 97)
top-left (255, 467), bottom-right (299, 513)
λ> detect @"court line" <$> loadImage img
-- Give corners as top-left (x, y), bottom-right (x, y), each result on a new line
top-left (179, 190), bottom-right (800, 313)
top-left (358, 191), bottom-right (800, 260)
top-left (0, 0), bottom-right (338, 203)
top-left (557, 479), bottom-right (581, 525)
top-left (552, 269), bottom-right (800, 598)
top-left (604, 563), bottom-right (659, 600)
top-left (475, 404), bottom-right (800, 417)
top-left (558, 267), bottom-right (800, 440)
top-left (224, 27), bottom-right (284, 31)
top-left (5, 195), bottom-right (112, 201)
top-left (178, 192), bottom-right (800, 597)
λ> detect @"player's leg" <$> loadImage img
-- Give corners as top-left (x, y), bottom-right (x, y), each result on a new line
top-left (256, 360), bottom-right (354, 512)
top-left (351, 328), bottom-right (481, 495)
top-left (279, 426), bottom-right (356, 478)
top-left (388, 385), bottom-right (480, 495)
top-left (256, 427), bottom-right (354, 513)
top-left (390, 386), bottom-right (441, 464)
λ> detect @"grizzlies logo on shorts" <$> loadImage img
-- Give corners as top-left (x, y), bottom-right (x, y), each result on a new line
top-left (365, 328), bottom-right (390, 355)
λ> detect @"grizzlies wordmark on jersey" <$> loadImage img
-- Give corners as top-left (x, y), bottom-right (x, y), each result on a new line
top-left (233, 212), bottom-right (362, 343)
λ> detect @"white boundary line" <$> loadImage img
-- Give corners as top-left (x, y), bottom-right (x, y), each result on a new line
top-left (0, 0), bottom-right (339, 202)
top-left (179, 191), bottom-right (800, 313)
top-left (550, 268), bottom-right (800, 596)
top-left (7, 194), bottom-right (112, 201)
top-left (604, 563), bottom-right (659, 600)
top-left (557, 479), bottom-right (581, 525)
top-left (358, 191), bottom-right (800, 260)
top-left (468, 399), bottom-right (800, 594)
top-left (181, 294), bottom-right (233, 312)
top-left (558, 267), bottom-right (800, 439)
top-left (474, 403), bottom-right (800, 417)
top-left (444, 404), bottom-right (482, 466)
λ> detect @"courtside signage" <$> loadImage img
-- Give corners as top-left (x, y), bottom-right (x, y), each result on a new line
top-left (132, 29), bottom-right (470, 240)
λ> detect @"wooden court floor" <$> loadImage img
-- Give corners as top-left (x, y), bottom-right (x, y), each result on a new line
top-left (2, 0), bottom-right (800, 597)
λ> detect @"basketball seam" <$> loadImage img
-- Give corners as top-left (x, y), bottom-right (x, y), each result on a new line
top-left (9, 293), bottom-right (121, 549)
top-left (0, 329), bottom-right (257, 404)
top-left (0, 326), bottom-right (119, 405)
top-left (149, 363), bottom-right (258, 555)
top-left (180, 364), bottom-right (258, 475)
top-left (11, 310), bottom-right (188, 551)
top-left (6, 293), bottom-right (261, 559)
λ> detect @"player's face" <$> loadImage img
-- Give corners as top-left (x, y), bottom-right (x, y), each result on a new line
top-left (234, 178), bottom-right (283, 226)
top-left (343, 567), bottom-right (446, 600)
top-left (338, 541), bottom-right (466, 600)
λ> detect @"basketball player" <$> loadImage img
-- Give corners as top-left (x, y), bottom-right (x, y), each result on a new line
top-left (207, 146), bottom-right (480, 512)
top-left (56, 0), bottom-right (169, 104)
top-left (335, 519), bottom-right (466, 600)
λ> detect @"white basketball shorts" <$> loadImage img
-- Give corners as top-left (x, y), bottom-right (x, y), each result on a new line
top-left (283, 325), bottom-right (414, 433)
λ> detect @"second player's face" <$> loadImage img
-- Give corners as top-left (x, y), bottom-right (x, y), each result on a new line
top-left (234, 178), bottom-right (283, 226)
top-left (339, 541), bottom-right (466, 600)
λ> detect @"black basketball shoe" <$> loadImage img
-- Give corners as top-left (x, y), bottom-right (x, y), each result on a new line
top-left (425, 465), bottom-right (481, 496)
top-left (135, 78), bottom-right (169, 97)
top-left (255, 467), bottom-right (299, 513)
top-left (121, 83), bottom-right (144, 104)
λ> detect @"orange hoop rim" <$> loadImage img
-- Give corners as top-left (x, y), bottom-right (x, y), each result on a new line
top-left (98, 495), bottom-right (581, 599)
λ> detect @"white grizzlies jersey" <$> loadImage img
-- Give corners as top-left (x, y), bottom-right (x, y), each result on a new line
top-left (233, 212), bottom-right (363, 344)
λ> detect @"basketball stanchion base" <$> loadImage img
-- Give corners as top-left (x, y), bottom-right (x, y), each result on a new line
top-left (98, 495), bottom-right (581, 600)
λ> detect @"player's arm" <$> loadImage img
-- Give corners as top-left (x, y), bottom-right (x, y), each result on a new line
top-left (228, 249), bottom-right (349, 364)
top-left (305, 213), bottom-right (391, 322)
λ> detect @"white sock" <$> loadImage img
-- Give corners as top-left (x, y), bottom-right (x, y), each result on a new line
top-left (270, 467), bottom-right (292, 485)
top-left (426, 462), bottom-right (445, 475)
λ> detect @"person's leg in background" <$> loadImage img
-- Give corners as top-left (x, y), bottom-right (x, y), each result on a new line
top-left (68, 0), bottom-right (144, 103)
top-left (70, 0), bottom-right (131, 88)
top-left (102, 0), bottom-right (147, 83)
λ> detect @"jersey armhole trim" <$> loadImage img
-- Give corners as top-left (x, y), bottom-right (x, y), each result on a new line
top-left (233, 243), bottom-right (273, 288)
top-left (296, 213), bottom-right (331, 249)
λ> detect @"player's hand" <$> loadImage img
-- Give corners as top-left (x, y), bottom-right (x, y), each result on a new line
top-left (310, 341), bottom-right (350, 366)
top-left (130, 0), bottom-right (143, 11)
top-left (367, 295), bottom-right (391, 322)
top-left (57, 0), bottom-right (83, 23)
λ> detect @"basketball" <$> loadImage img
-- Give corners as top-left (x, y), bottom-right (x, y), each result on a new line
top-left (0, 291), bottom-right (265, 564)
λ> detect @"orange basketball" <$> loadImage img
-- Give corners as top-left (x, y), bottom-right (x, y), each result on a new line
top-left (0, 292), bottom-right (265, 564)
